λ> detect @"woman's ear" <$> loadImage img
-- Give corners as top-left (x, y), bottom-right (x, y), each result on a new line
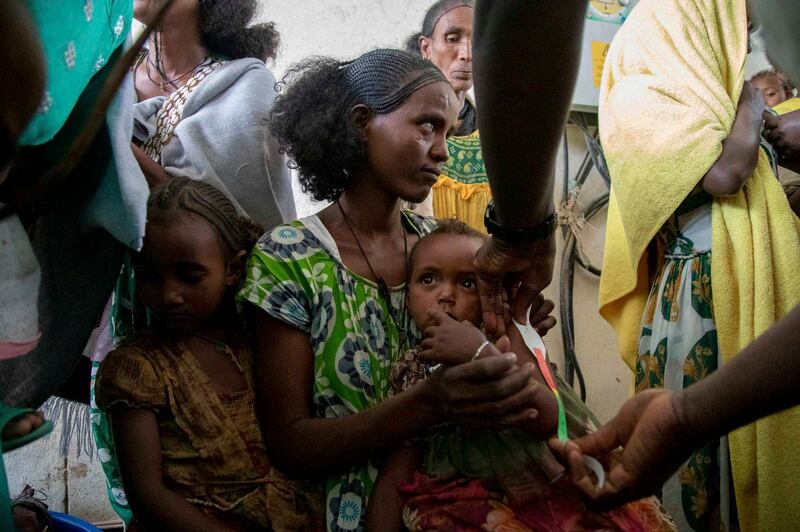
top-left (350, 104), bottom-right (372, 141)
top-left (227, 250), bottom-right (248, 286)
top-left (419, 36), bottom-right (432, 60)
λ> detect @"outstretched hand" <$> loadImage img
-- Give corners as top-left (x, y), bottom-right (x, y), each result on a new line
top-left (548, 389), bottom-right (698, 510)
top-left (475, 235), bottom-right (556, 336)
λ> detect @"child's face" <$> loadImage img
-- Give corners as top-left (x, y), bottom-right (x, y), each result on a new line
top-left (752, 75), bottom-right (791, 108)
top-left (360, 81), bottom-right (459, 204)
top-left (407, 233), bottom-right (484, 331)
top-left (134, 213), bottom-right (234, 333)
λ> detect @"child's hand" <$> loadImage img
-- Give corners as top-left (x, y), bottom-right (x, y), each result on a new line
top-left (527, 293), bottom-right (557, 336)
top-left (419, 310), bottom-right (490, 366)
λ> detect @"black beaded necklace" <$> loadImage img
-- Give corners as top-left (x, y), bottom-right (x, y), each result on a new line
top-left (336, 201), bottom-right (408, 311)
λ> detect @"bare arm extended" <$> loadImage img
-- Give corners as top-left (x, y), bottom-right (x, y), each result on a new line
top-left (472, 0), bottom-right (586, 331)
top-left (551, 304), bottom-right (800, 508)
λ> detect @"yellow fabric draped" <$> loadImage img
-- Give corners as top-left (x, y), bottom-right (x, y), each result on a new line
top-left (432, 176), bottom-right (491, 232)
top-left (597, 0), bottom-right (800, 529)
top-left (432, 131), bottom-right (491, 232)
top-left (773, 96), bottom-right (800, 115)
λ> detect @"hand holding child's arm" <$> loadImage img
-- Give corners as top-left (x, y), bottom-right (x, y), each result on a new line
top-left (109, 407), bottom-right (235, 532)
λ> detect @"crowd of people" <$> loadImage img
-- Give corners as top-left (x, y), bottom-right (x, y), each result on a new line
top-left (2, 0), bottom-right (800, 530)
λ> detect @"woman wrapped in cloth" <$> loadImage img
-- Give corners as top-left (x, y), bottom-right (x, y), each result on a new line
top-left (597, 0), bottom-right (800, 529)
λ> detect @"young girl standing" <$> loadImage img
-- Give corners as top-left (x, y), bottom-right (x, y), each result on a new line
top-left (96, 177), bottom-right (321, 531)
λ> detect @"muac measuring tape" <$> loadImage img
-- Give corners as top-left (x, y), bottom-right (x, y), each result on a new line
top-left (512, 318), bottom-right (606, 489)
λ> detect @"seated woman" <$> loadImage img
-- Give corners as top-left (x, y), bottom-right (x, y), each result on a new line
top-left (240, 48), bottom-right (549, 530)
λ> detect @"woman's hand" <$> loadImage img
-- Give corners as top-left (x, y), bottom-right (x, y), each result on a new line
top-left (418, 346), bottom-right (543, 429)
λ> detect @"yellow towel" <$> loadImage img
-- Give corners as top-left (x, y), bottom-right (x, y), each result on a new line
top-left (598, 0), bottom-right (800, 529)
top-left (773, 96), bottom-right (800, 115)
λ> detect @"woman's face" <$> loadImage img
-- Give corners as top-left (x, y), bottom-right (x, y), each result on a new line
top-left (133, 0), bottom-right (198, 25)
top-left (360, 81), bottom-right (459, 203)
top-left (419, 7), bottom-right (474, 94)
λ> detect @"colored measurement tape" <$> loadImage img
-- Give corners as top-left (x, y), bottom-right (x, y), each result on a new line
top-left (512, 318), bottom-right (567, 441)
top-left (512, 318), bottom-right (606, 489)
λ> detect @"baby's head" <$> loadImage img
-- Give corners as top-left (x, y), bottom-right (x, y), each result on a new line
top-left (407, 219), bottom-right (486, 331)
top-left (136, 177), bottom-right (263, 332)
top-left (751, 69), bottom-right (795, 108)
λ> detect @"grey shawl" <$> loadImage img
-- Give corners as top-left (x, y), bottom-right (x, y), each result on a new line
top-left (133, 57), bottom-right (295, 228)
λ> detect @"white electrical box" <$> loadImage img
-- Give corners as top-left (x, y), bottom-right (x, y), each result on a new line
top-left (571, 0), bottom-right (639, 112)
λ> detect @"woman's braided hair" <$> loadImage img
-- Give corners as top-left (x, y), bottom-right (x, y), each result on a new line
top-left (270, 48), bottom-right (448, 202)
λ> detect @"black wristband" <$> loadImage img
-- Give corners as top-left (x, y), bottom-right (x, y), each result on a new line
top-left (484, 201), bottom-right (557, 243)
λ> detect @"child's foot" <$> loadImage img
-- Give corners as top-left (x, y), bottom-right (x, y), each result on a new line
top-left (2, 411), bottom-right (45, 441)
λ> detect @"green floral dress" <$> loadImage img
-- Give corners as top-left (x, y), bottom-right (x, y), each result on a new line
top-left (238, 211), bottom-right (436, 532)
top-left (636, 190), bottom-right (730, 532)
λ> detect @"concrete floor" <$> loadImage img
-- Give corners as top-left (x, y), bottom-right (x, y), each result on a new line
top-left (6, 408), bottom-right (120, 525)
